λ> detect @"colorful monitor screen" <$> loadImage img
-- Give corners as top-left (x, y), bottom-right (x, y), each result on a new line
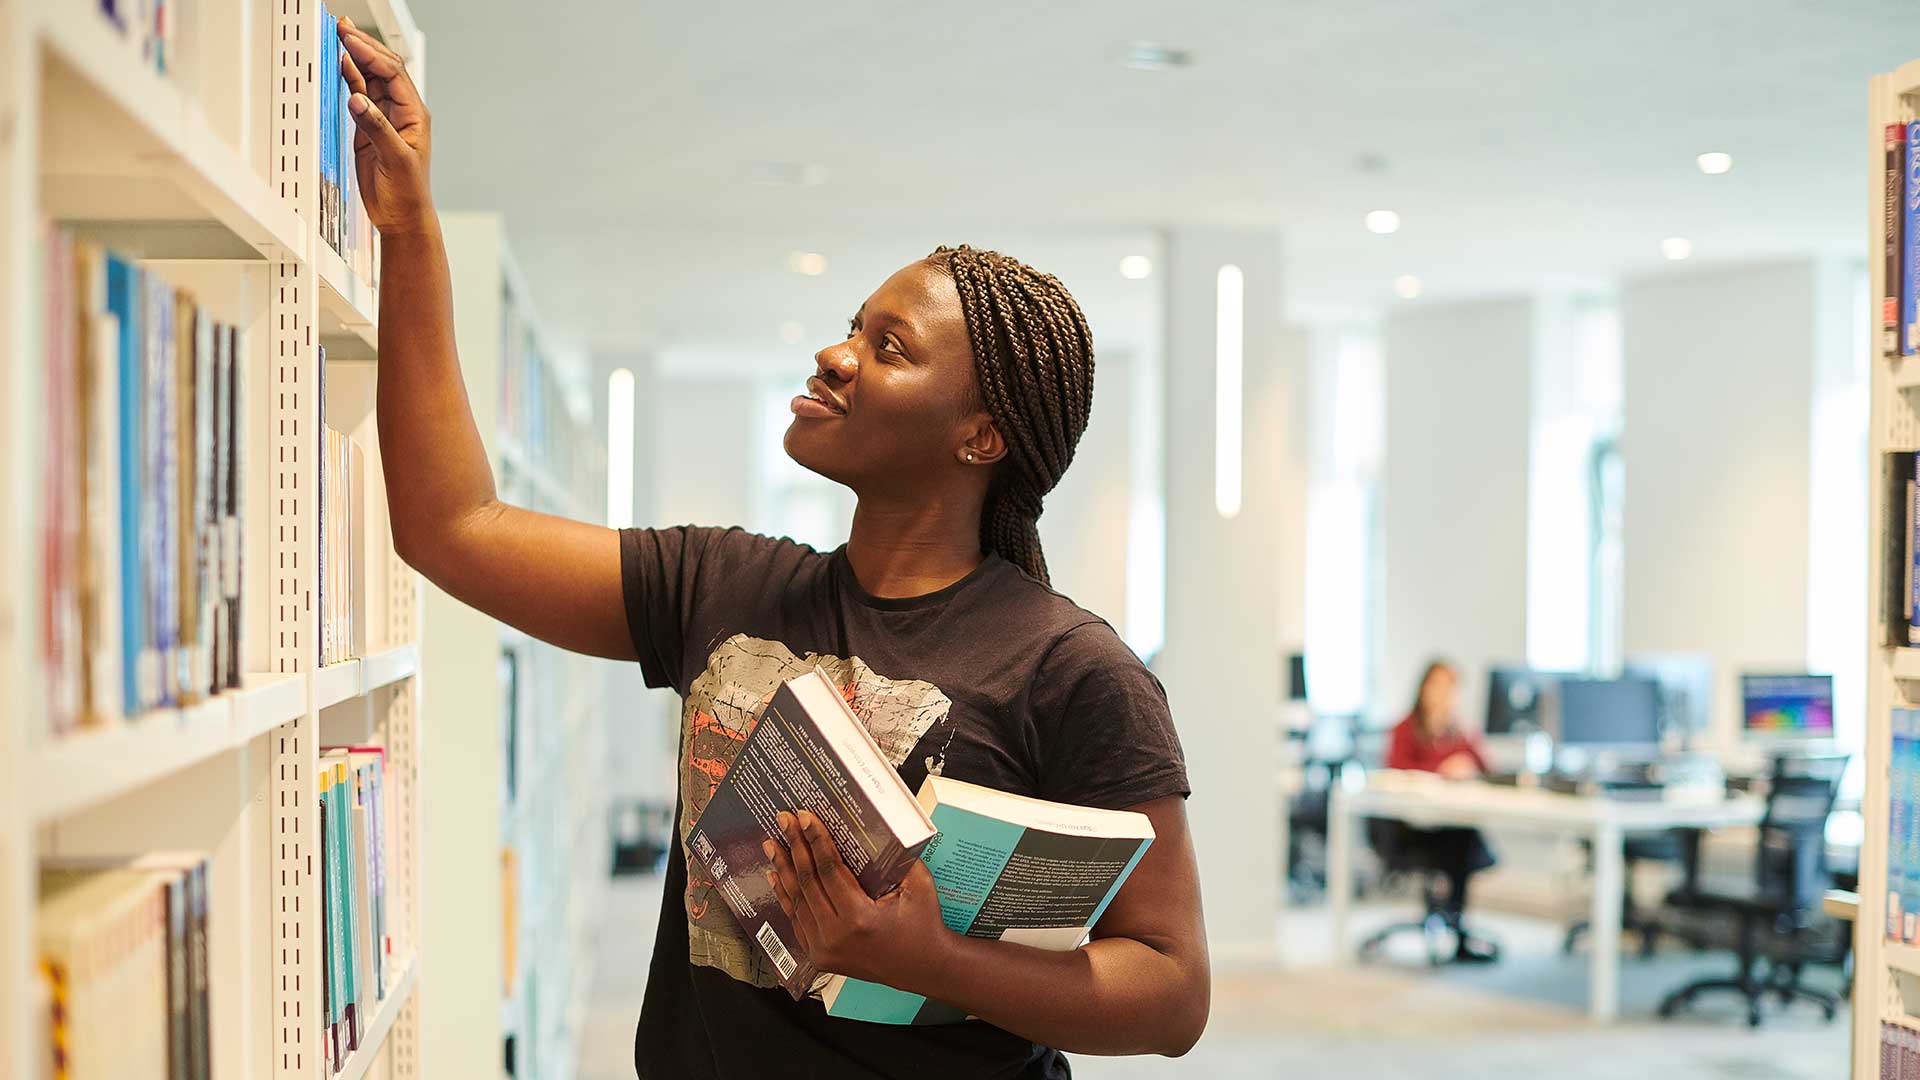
top-left (1740, 674), bottom-right (1834, 737)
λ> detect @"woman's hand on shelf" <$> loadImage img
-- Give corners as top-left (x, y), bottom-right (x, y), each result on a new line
top-left (339, 17), bottom-right (434, 237)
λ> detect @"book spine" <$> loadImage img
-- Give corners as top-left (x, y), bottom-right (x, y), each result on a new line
top-left (1894, 708), bottom-right (1908, 941)
top-left (108, 256), bottom-right (144, 715)
top-left (1891, 453), bottom-right (1915, 646)
top-left (188, 861), bottom-right (210, 1080)
top-left (1908, 713), bottom-right (1920, 944)
top-left (163, 872), bottom-right (189, 1080)
top-left (1892, 124), bottom-right (1909, 357)
top-left (85, 248), bottom-right (124, 724)
top-left (1907, 121), bottom-right (1920, 357)
top-left (1909, 452), bottom-right (1920, 647)
top-left (320, 782), bottom-right (340, 1070)
top-left (154, 277), bottom-right (178, 706)
top-left (174, 296), bottom-right (196, 703)
top-left (334, 763), bottom-right (359, 1050)
top-left (222, 324), bottom-right (241, 691)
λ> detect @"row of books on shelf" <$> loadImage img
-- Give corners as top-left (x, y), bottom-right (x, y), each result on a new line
top-left (99, 0), bottom-right (178, 76)
top-left (37, 852), bottom-right (211, 1080)
top-left (319, 747), bottom-right (395, 1073)
top-left (1885, 1023), bottom-right (1920, 1078)
top-left (317, 351), bottom-right (367, 666)
top-left (499, 294), bottom-right (577, 482)
top-left (1884, 120), bottom-right (1920, 358)
top-left (40, 226), bottom-right (246, 737)
top-left (319, 3), bottom-right (378, 285)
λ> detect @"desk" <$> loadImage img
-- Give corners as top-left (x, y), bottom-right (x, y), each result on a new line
top-left (1327, 770), bottom-right (1764, 1022)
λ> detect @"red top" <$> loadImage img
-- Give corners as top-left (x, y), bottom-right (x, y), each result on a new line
top-left (1386, 713), bottom-right (1488, 774)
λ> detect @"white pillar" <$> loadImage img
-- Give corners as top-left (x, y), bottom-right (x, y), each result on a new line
top-left (1157, 227), bottom-right (1297, 966)
top-left (1621, 260), bottom-right (1833, 745)
top-left (1381, 298), bottom-right (1534, 729)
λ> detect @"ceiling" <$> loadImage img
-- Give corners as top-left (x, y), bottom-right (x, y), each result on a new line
top-left (407, 0), bottom-right (1920, 363)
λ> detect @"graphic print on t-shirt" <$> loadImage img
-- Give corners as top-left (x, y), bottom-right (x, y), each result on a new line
top-left (679, 633), bottom-right (953, 988)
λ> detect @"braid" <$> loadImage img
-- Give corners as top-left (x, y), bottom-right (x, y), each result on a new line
top-left (927, 244), bottom-right (1095, 585)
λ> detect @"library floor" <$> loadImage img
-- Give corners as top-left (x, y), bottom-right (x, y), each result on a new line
top-left (576, 875), bottom-right (1849, 1079)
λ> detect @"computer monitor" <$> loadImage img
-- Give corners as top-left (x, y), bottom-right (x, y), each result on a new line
top-left (1741, 674), bottom-right (1835, 739)
top-left (1623, 653), bottom-right (1714, 740)
top-left (1555, 676), bottom-right (1663, 748)
top-left (1486, 666), bottom-right (1558, 735)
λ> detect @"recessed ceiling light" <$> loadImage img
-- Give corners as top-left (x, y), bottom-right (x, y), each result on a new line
top-left (1393, 275), bottom-right (1423, 300)
top-left (1118, 255), bottom-right (1153, 280)
top-left (1123, 43), bottom-right (1192, 70)
top-left (1695, 152), bottom-right (1733, 175)
top-left (1660, 237), bottom-right (1692, 261)
top-left (787, 251), bottom-right (828, 276)
top-left (1365, 210), bottom-right (1401, 235)
top-left (778, 321), bottom-right (806, 344)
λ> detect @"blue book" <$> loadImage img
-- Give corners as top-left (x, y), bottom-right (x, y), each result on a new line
top-left (105, 254), bottom-right (143, 714)
top-left (819, 776), bottom-right (1154, 1025)
top-left (1908, 712), bottom-right (1920, 944)
top-left (1906, 121), bottom-right (1920, 356)
top-left (1894, 709), bottom-right (1910, 941)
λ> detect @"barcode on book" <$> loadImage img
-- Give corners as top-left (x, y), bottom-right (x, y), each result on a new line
top-left (756, 922), bottom-right (796, 980)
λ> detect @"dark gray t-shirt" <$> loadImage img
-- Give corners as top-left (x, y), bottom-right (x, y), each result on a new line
top-left (620, 526), bottom-right (1189, 1080)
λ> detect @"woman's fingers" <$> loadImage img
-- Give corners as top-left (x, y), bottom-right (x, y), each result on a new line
top-left (339, 40), bottom-right (368, 97)
top-left (798, 812), bottom-right (867, 912)
top-left (347, 92), bottom-right (408, 160)
top-left (336, 18), bottom-right (408, 81)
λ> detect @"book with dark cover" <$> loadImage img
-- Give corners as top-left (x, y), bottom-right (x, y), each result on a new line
top-left (1890, 123), bottom-right (1908, 357)
top-left (1887, 451), bottom-right (1916, 647)
top-left (819, 776), bottom-right (1155, 1025)
top-left (684, 666), bottom-right (936, 999)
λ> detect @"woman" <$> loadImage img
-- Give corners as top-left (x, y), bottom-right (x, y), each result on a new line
top-left (335, 21), bottom-right (1207, 1080)
top-left (1382, 660), bottom-right (1499, 963)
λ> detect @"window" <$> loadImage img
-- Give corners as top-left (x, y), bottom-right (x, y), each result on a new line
top-left (1303, 326), bottom-right (1383, 716)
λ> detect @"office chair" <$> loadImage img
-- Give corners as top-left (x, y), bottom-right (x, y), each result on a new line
top-left (1356, 818), bottom-right (1502, 966)
top-left (1562, 776), bottom-right (1697, 958)
top-left (1657, 754), bottom-right (1847, 1027)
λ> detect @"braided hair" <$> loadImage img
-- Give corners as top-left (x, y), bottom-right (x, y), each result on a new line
top-left (925, 245), bottom-right (1095, 585)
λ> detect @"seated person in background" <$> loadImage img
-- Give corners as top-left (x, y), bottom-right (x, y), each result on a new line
top-left (1381, 659), bottom-right (1499, 962)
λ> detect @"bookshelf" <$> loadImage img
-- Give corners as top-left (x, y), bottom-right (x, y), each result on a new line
top-left (426, 212), bottom-right (609, 1080)
top-left (0, 2), bottom-right (427, 1078)
top-left (1862, 55), bottom-right (1920, 1080)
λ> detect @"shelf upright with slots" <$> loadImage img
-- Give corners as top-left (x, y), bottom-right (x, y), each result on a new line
top-left (0, 3), bottom-right (427, 1078)
top-left (1861, 56), bottom-right (1920, 1080)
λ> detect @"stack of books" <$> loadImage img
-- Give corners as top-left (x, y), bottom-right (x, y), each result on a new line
top-left (40, 227), bottom-right (245, 736)
top-left (37, 853), bottom-right (212, 1080)
top-left (319, 747), bottom-right (394, 1072)
top-left (318, 2), bottom-right (378, 286)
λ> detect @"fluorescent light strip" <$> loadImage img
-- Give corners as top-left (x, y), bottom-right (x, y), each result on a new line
top-left (1215, 265), bottom-right (1244, 520)
top-left (607, 368), bottom-right (635, 527)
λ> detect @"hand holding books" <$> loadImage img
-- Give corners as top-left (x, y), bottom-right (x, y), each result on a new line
top-left (762, 810), bottom-right (951, 991)
top-left (336, 18), bottom-right (434, 236)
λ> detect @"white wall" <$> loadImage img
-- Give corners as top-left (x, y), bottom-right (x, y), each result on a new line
top-left (1381, 297), bottom-right (1534, 729)
top-left (1621, 260), bottom-right (1823, 745)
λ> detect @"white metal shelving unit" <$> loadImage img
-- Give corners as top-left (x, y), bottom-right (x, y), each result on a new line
top-left (1860, 55), bottom-right (1920, 1080)
top-left (423, 212), bottom-right (609, 1080)
top-left (0, 2), bottom-right (428, 1077)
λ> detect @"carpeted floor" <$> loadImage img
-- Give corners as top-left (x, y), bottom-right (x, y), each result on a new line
top-left (578, 874), bottom-right (1852, 1079)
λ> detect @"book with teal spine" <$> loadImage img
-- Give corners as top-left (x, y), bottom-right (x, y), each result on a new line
top-left (818, 775), bottom-right (1155, 1025)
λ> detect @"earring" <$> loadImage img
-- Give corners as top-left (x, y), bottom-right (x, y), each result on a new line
top-left (964, 451), bottom-right (976, 463)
